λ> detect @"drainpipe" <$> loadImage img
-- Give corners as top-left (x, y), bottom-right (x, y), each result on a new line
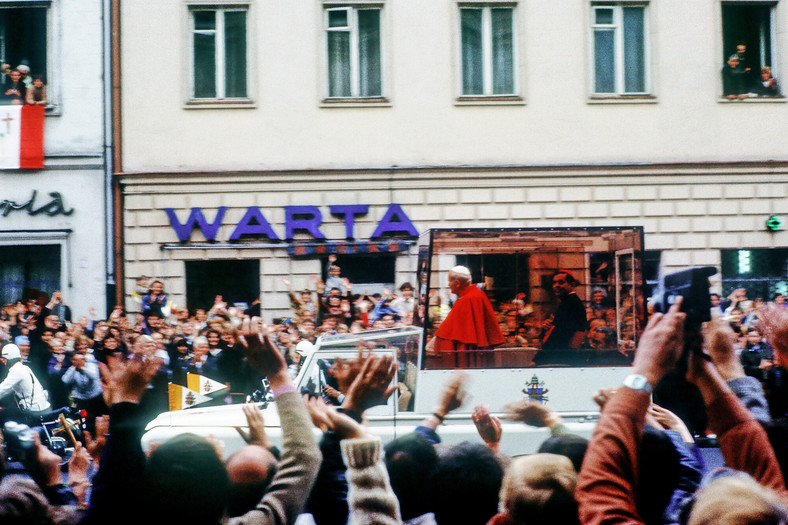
top-left (109, 0), bottom-right (125, 309)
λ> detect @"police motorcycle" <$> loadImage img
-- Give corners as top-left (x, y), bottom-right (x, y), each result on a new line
top-left (3, 407), bottom-right (87, 465)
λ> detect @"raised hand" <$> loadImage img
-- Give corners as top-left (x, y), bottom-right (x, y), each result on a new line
top-left (341, 354), bottom-right (398, 414)
top-left (434, 372), bottom-right (469, 418)
top-left (472, 404), bottom-right (502, 451)
top-left (704, 317), bottom-right (745, 380)
top-left (504, 398), bottom-right (562, 428)
top-left (235, 403), bottom-right (272, 449)
top-left (84, 415), bottom-right (109, 464)
top-left (239, 317), bottom-right (288, 387)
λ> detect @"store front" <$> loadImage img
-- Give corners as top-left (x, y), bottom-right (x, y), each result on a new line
top-left (119, 165), bottom-right (788, 322)
top-left (0, 175), bottom-right (107, 317)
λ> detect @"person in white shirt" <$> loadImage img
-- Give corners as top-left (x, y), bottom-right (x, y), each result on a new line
top-left (0, 343), bottom-right (51, 422)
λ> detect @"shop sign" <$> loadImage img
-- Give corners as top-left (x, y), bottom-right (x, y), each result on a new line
top-left (0, 190), bottom-right (74, 217)
top-left (165, 203), bottom-right (419, 242)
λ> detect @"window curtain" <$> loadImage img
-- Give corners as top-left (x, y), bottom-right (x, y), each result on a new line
top-left (461, 9), bottom-right (483, 95)
top-left (623, 7), bottom-right (645, 93)
top-left (491, 8), bottom-right (514, 94)
top-left (224, 10), bottom-right (247, 98)
top-left (358, 9), bottom-right (381, 97)
top-left (193, 11), bottom-right (216, 98)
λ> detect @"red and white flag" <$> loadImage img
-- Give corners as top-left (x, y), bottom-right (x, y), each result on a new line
top-left (0, 105), bottom-right (44, 170)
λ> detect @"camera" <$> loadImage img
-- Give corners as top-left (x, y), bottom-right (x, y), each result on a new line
top-left (3, 421), bottom-right (38, 460)
top-left (650, 266), bottom-right (717, 328)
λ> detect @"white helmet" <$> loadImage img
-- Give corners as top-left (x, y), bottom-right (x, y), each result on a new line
top-left (1, 344), bottom-right (21, 360)
top-left (295, 340), bottom-right (314, 356)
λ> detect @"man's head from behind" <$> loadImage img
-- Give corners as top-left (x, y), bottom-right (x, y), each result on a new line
top-left (385, 433), bottom-right (439, 521)
top-left (500, 453), bottom-right (579, 525)
top-left (146, 433), bottom-right (230, 524)
top-left (225, 445), bottom-right (278, 517)
top-left (432, 441), bottom-right (503, 525)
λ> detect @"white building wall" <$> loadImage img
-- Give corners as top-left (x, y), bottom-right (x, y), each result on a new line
top-left (122, 0), bottom-right (788, 172)
top-left (0, 0), bottom-right (108, 318)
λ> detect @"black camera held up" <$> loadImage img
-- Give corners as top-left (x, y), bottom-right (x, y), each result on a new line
top-left (651, 266), bottom-right (716, 327)
top-left (650, 266), bottom-right (717, 358)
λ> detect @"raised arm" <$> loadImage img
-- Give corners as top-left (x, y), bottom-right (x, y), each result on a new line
top-left (576, 299), bottom-right (685, 525)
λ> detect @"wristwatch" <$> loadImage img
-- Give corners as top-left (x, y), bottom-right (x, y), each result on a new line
top-left (623, 374), bottom-right (653, 394)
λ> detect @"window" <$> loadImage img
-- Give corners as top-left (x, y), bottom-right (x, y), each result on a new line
top-left (324, 6), bottom-right (382, 99)
top-left (721, 3), bottom-right (780, 98)
top-left (591, 4), bottom-right (648, 96)
top-left (721, 248), bottom-right (788, 300)
top-left (190, 7), bottom-right (248, 100)
top-left (459, 6), bottom-right (515, 96)
top-left (0, 4), bottom-right (48, 103)
top-left (185, 259), bottom-right (259, 311)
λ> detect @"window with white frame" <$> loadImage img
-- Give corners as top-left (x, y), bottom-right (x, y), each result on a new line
top-left (0, 3), bottom-right (49, 105)
top-left (459, 5), bottom-right (516, 96)
top-left (721, 2), bottom-right (780, 98)
top-left (324, 6), bottom-right (382, 99)
top-left (591, 3), bottom-right (648, 96)
top-left (190, 6), bottom-right (248, 100)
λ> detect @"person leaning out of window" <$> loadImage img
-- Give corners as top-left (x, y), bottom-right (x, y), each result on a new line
top-left (755, 67), bottom-right (780, 97)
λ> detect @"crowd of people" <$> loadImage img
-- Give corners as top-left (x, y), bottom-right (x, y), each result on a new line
top-left (1, 62), bottom-right (47, 106)
top-left (1, 258), bottom-right (788, 523)
top-left (0, 279), bottom-right (786, 524)
top-left (721, 43), bottom-right (781, 99)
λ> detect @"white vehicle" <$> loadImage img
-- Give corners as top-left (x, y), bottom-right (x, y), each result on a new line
top-left (143, 227), bottom-right (643, 455)
top-left (142, 325), bottom-right (632, 456)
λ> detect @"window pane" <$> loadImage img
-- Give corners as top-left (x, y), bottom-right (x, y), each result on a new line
top-left (328, 31), bottom-right (351, 97)
top-left (461, 9), bottom-right (484, 95)
top-left (595, 8), bottom-right (614, 25)
top-left (194, 32), bottom-right (216, 98)
top-left (594, 29), bottom-right (615, 93)
top-left (328, 9), bottom-right (349, 28)
top-left (358, 10), bottom-right (382, 97)
top-left (193, 10), bottom-right (216, 31)
top-left (623, 7), bottom-right (645, 93)
top-left (224, 10), bottom-right (247, 98)
top-left (491, 8), bottom-right (514, 94)
top-left (0, 8), bottom-right (48, 83)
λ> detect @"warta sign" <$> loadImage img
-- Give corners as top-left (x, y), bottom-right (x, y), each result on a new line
top-left (165, 203), bottom-right (419, 242)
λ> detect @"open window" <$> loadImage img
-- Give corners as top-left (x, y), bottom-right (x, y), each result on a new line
top-left (0, 3), bottom-right (48, 104)
top-left (721, 2), bottom-right (782, 98)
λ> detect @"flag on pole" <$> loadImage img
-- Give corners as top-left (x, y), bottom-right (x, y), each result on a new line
top-left (0, 105), bottom-right (44, 170)
top-left (168, 383), bottom-right (213, 411)
top-left (186, 372), bottom-right (228, 396)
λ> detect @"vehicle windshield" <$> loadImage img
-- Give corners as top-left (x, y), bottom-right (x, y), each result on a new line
top-left (298, 327), bottom-right (422, 412)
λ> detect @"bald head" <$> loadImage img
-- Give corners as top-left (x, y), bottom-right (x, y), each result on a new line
top-left (226, 445), bottom-right (278, 517)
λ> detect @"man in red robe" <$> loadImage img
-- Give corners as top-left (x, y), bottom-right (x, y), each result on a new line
top-left (428, 266), bottom-right (504, 366)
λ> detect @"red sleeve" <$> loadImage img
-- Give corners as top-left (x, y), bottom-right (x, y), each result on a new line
top-left (707, 390), bottom-right (788, 501)
top-left (576, 388), bottom-right (649, 525)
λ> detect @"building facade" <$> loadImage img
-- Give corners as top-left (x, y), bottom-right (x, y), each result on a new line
top-left (0, 0), bottom-right (110, 317)
top-left (119, 0), bottom-right (788, 320)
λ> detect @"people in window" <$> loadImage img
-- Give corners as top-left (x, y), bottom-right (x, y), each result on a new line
top-left (26, 75), bottom-right (47, 106)
top-left (722, 54), bottom-right (748, 100)
top-left (756, 66), bottom-right (780, 97)
top-left (1, 68), bottom-right (27, 105)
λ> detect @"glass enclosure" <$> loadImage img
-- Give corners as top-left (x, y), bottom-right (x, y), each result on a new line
top-left (298, 327), bottom-right (422, 412)
top-left (414, 228), bottom-right (645, 369)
